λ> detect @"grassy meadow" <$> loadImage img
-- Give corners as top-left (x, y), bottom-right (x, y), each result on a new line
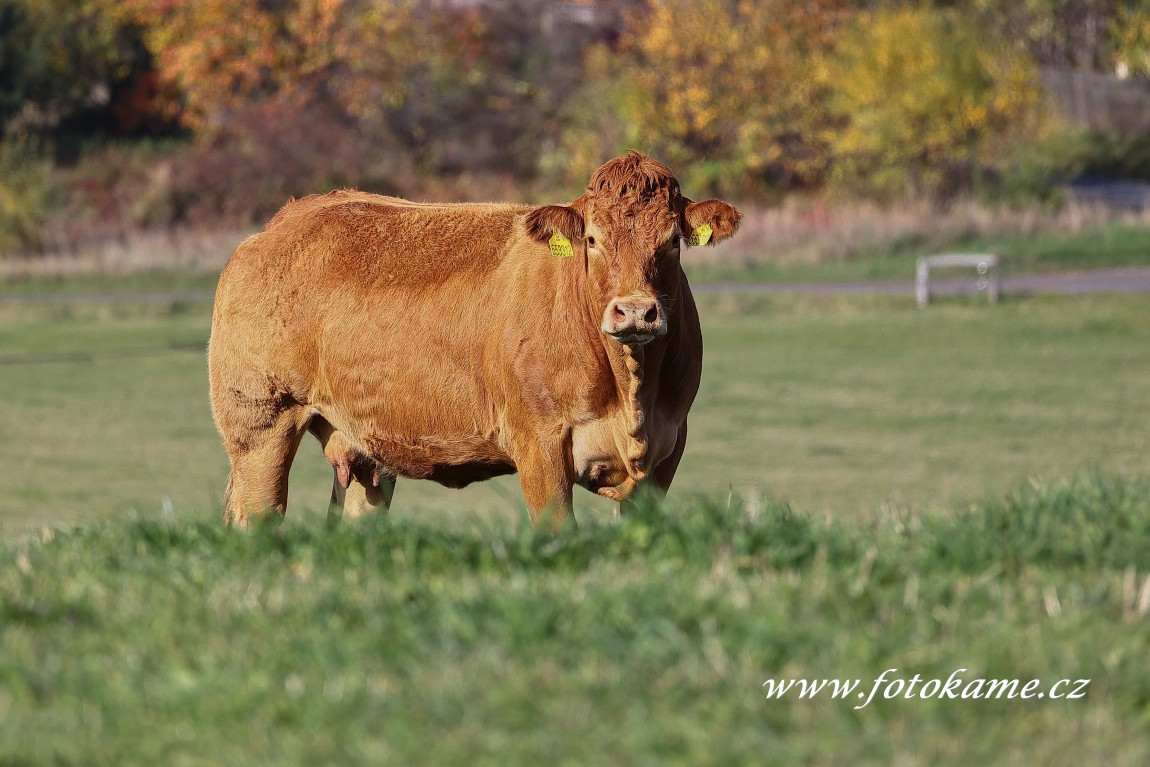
top-left (0, 290), bottom-right (1147, 529)
top-left (1, 280), bottom-right (1149, 763)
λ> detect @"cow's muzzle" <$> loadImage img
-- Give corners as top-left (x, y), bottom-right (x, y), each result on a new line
top-left (602, 296), bottom-right (667, 346)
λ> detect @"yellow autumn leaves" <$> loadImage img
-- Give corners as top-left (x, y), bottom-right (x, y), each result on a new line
top-left (621, 0), bottom-right (840, 194)
top-left (603, 1), bottom-right (1047, 199)
top-left (826, 7), bottom-right (1042, 198)
top-left (8, 0), bottom-right (1150, 209)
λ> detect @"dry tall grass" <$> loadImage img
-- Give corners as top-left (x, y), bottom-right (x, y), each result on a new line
top-left (697, 198), bottom-right (1150, 269)
top-left (0, 227), bottom-right (250, 281)
top-left (3, 197), bottom-right (1149, 281)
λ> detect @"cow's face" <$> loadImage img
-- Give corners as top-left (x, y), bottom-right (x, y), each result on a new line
top-left (526, 152), bottom-right (741, 346)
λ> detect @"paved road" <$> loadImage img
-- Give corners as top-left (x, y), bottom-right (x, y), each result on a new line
top-left (4, 266), bottom-right (1150, 304)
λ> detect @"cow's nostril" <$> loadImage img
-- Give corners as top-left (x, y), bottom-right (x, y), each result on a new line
top-left (643, 305), bottom-right (658, 323)
top-left (613, 304), bottom-right (628, 321)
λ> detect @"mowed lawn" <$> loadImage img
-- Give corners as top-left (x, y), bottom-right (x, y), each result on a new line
top-left (0, 291), bottom-right (1147, 530)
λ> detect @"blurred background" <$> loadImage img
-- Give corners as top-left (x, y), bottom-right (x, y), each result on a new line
top-left (4, 0), bottom-right (1150, 265)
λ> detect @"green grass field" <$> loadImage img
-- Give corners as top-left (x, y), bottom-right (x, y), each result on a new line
top-left (0, 270), bottom-right (221, 298)
top-left (1, 286), bottom-right (1149, 763)
top-left (1, 291), bottom-right (1147, 530)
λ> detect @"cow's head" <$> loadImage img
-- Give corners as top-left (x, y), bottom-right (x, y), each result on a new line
top-left (526, 152), bottom-right (741, 346)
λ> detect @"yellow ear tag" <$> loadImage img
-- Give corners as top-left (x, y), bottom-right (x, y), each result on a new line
top-left (549, 232), bottom-right (574, 258)
top-left (687, 223), bottom-right (713, 247)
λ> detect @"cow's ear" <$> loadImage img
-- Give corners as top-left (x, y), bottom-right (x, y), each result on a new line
top-left (525, 204), bottom-right (585, 244)
top-left (684, 199), bottom-right (742, 245)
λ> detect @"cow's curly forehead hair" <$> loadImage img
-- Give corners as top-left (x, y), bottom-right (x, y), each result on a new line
top-left (585, 151), bottom-right (683, 238)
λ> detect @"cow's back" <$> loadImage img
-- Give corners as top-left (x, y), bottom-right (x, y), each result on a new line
top-left (216, 192), bottom-right (530, 360)
top-left (209, 190), bottom-right (552, 478)
top-left (223, 191), bottom-right (529, 303)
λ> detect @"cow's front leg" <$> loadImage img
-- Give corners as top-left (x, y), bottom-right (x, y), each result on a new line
top-left (515, 428), bottom-right (575, 533)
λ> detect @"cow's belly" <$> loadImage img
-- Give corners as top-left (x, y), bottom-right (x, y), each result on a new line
top-left (357, 430), bottom-right (514, 486)
top-left (314, 396), bottom-right (514, 487)
top-left (312, 343), bottom-right (514, 486)
top-left (424, 459), bottom-right (517, 489)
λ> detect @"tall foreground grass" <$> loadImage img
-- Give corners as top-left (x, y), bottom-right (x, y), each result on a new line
top-left (3, 473), bottom-right (1150, 765)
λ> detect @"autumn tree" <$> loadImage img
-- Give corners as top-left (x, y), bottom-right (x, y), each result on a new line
top-left (0, 0), bottom-right (171, 143)
top-left (123, 0), bottom-right (419, 132)
top-left (825, 6), bottom-right (1043, 200)
top-left (573, 0), bottom-right (846, 197)
top-left (964, 0), bottom-right (1117, 72)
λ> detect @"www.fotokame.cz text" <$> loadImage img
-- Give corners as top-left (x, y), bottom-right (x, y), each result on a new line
top-left (762, 668), bottom-right (1090, 710)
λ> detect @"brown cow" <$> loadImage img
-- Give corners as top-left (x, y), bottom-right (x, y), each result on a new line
top-left (208, 152), bottom-right (741, 530)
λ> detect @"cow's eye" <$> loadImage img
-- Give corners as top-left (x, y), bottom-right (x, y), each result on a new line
top-left (586, 235), bottom-right (596, 247)
top-left (672, 234), bottom-right (681, 248)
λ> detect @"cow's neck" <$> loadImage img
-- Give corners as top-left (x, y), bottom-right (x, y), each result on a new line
top-left (604, 339), bottom-right (664, 480)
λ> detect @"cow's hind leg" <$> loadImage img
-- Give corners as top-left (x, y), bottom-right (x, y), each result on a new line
top-left (221, 408), bottom-right (308, 527)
